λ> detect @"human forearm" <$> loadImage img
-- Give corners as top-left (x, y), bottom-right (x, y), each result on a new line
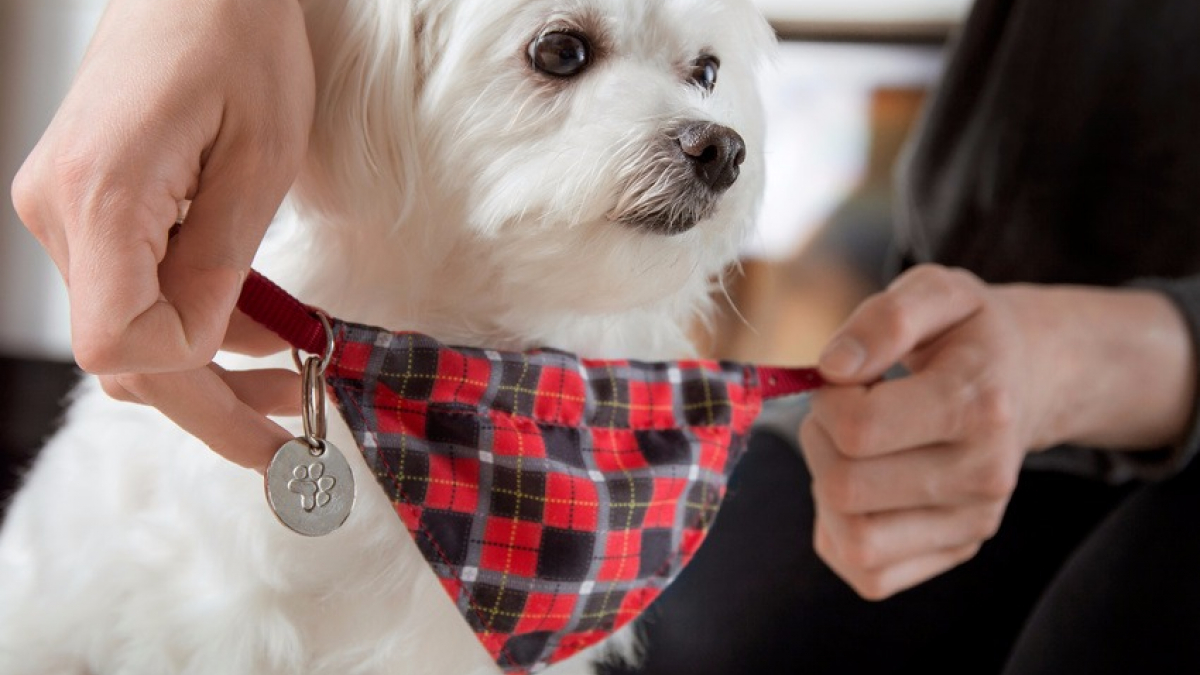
top-left (1002, 285), bottom-right (1196, 453)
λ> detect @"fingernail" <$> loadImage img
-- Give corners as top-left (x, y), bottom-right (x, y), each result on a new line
top-left (819, 337), bottom-right (865, 378)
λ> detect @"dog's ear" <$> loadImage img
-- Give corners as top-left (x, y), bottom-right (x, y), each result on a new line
top-left (294, 0), bottom-right (428, 228)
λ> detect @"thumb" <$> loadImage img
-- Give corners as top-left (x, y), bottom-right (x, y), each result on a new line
top-left (818, 265), bottom-right (986, 384)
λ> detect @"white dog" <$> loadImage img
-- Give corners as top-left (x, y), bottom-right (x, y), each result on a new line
top-left (0, 0), bottom-right (773, 673)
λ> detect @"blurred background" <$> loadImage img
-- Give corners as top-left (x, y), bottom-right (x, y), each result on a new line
top-left (0, 1), bottom-right (968, 505)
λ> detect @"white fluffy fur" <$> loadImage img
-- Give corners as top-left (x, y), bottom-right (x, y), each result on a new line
top-left (0, 1), bottom-right (773, 673)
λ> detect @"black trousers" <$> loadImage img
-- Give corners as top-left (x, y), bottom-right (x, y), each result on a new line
top-left (610, 428), bottom-right (1200, 675)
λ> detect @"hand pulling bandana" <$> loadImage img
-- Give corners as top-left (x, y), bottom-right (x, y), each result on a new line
top-left (237, 271), bottom-right (823, 673)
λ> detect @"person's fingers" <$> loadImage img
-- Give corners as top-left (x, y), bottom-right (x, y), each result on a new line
top-left (98, 373), bottom-right (140, 404)
top-left (808, 347), bottom-right (1015, 458)
top-left (814, 517), bottom-right (982, 600)
top-left (223, 309), bottom-right (292, 357)
top-left (801, 414), bottom-right (1019, 514)
top-left (111, 366), bottom-right (295, 471)
top-left (815, 502), bottom-right (1006, 574)
top-left (67, 209), bottom-right (243, 375)
top-left (211, 365), bottom-right (302, 417)
top-left (102, 366), bottom-right (302, 417)
top-left (818, 265), bottom-right (987, 385)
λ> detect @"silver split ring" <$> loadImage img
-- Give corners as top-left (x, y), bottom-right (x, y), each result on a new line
top-left (301, 355), bottom-right (328, 455)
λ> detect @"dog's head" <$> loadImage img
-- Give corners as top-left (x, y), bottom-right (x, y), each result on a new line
top-left (296, 0), bottom-right (774, 343)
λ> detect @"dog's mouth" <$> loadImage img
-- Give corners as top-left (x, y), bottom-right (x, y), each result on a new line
top-left (607, 122), bottom-right (746, 236)
top-left (612, 195), bottom-right (719, 236)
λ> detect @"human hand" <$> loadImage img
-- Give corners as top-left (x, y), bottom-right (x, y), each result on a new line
top-left (10, 0), bottom-right (315, 470)
top-left (800, 265), bottom-right (1195, 599)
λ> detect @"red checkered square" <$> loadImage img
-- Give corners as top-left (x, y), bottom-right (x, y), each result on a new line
top-left (589, 428), bottom-right (643, 472)
top-left (597, 530), bottom-right (642, 582)
top-left (629, 379), bottom-right (676, 428)
top-left (533, 364), bottom-right (587, 426)
top-left (489, 415), bottom-right (547, 459)
top-left (645, 477), bottom-right (687, 529)
top-left (544, 472), bottom-right (599, 531)
top-left (335, 340), bottom-right (373, 374)
top-left (423, 454), bottom-right (481, 512)
top-left (693, 426), bottom-right (733, 472)
top-left (515, 592), bottom-right (578, 634)
top-left (480, 517), bottom-right (543, 578)
top-left (432, 346), bottom-right (493, 405)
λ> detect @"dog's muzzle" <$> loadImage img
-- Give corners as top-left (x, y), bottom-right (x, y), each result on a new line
top-left (609, 120), bottom-right (748, 236)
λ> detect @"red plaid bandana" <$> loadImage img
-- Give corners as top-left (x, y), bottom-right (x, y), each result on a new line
top-left (238, 271), bottom-right (821, 673)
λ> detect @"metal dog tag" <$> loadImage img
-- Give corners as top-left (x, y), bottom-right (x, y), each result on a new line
top-left (264, 320), bottom-right (355, 536)
top-left (266, 438), bottom-right (355, 537)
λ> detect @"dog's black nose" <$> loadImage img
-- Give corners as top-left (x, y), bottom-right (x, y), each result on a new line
top-left (678, 122), bottom-right (746, 192)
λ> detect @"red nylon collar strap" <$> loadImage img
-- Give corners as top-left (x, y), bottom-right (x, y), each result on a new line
top-left (236, 270), bottom-right (824, 398)
top-left (237, 271), bottom-right (329, 356)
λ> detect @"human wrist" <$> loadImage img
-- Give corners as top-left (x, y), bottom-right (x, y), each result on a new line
top-left (1002, 284), bottom-right (1196, 452)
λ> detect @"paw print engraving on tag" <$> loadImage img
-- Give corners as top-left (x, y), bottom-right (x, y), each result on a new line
top-left (266, 439), bottom-right (355, 536)
top-left (288, 462), bottom-right (336, 512)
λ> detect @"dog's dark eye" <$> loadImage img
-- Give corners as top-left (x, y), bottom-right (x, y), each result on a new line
top-left (690, 55), bottom-right (720, 93)
top-left (529, 32), bottom-right (591, 77)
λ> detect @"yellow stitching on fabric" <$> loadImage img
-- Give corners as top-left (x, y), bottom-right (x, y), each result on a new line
top-left (589, 363), bottom-right (638, 621)
top-left (377, 369), bottom-right (591, 404)
top-left (483, 409), bottom-right (528, 631)
top-left (376, 369), bottom-right (495, 390)
top-left (393, 336), bottom-right (414, 488)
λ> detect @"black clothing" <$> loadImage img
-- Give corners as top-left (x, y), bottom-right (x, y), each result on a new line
top-left (897, 0), bottom-right (1200, 288)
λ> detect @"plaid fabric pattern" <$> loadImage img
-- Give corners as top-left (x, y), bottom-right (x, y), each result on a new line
top-left (324, 320), bottom-right (764, 673)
